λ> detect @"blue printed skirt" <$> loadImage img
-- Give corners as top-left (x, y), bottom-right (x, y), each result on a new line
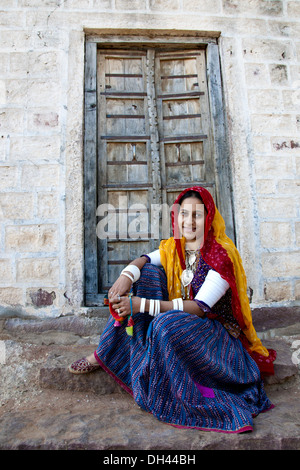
top-left (95, 264), bottom-right (273, 433)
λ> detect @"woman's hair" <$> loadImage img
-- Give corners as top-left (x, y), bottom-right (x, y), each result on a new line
top-left (178, 190), bottom-right (204, 205)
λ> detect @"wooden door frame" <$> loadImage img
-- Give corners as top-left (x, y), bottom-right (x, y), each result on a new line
top-left (83, 31), bottom-right (235, 306)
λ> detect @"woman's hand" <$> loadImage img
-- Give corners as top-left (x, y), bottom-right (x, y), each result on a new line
top-left (108, 275), bottom-right (132, 302)
top-left (111, 295), bottom-right (141, 318)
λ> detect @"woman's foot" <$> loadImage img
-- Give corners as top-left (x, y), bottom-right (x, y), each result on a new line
top-left (68, 354), bottom-right (100, 374)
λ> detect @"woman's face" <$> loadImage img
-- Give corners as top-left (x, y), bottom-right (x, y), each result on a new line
top-left (177, 196), bottom-right (206, 248)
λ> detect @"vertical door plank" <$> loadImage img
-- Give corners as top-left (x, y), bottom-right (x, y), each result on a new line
top-left (84, 41), bottom-right (98, 298)
top-left (206, 43), bottom-right (235, 242)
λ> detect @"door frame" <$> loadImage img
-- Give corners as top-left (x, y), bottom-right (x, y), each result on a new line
top-left (83, 31), bottom-right (235, 306)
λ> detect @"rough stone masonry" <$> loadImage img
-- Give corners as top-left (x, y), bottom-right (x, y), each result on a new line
top-left (0, 0), bottom-right (299, 319)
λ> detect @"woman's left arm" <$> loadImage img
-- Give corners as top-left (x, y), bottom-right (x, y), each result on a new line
top-left (111, 297), bottom-right (205, 318)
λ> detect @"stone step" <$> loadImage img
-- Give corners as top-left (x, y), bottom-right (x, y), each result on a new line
top-left (1, 384), bottom-right (300, 450)
top-left (1, 306), bottom-right (300, 450)
top-left (37, 336), bottom-right (298, 395)
top-left (1, 306), bottom-right (300, 393)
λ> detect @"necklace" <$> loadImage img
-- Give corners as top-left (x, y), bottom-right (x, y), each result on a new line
top-left (181, 249), bottom-right (200, 299)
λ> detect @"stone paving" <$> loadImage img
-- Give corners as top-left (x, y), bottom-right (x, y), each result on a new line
top-left (0, 307), bottom-right (300, 450)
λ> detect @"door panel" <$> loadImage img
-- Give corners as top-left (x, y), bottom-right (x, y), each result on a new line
top-left (97, 50), bottom-right (155, 292)
top-left (85, 44), bottom-right (228, 304)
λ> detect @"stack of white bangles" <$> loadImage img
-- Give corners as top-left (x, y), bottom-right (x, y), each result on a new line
top-left (172, 298), bottom-right (184, 311)
top-left (121, 265), bottom-right (140, 283)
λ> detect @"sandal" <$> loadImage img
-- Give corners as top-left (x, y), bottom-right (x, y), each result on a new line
top-left (68, 357), bottom-right (100, 375)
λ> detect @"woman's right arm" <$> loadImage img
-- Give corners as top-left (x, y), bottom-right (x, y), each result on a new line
top-left (108, 256), bottom-right (148, 300)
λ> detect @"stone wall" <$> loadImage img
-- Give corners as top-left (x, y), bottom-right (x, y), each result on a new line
top-left (0, 0), bottom-right (299, 317)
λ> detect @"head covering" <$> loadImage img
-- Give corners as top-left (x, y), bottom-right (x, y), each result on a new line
top-left (159, 186), bottom-right (276, 376)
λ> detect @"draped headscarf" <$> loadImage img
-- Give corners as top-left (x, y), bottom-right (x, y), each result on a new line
top-left (159, 186), bottom-right (276, 376)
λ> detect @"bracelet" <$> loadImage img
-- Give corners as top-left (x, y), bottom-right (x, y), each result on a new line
top-left (140, 297), bottom-right (146, 313)
top-left (172, 298), bottom-right (184, 311)
top-left (121, 272), bottom-right (134, 282)
top-left (121, 265), bottom-right (140, 283)
top-left (149, 299), bottom-right (160, 317)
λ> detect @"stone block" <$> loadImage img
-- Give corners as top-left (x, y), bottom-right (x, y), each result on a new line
top-left (26, 288), bottom-right (56, 307)
top-left (10, 136), bottom-right (61, 162)
top-left (0, 80), bottom-right (6, 104)
top-left (0, 193), bottom-right (34, 220)
top-left (149, 0), bottom-right (180, 10)
top-left (5, 224), bottom-right (58, 253)
top-left (264, 280), bottom-right (293, 301)
top-left (296, 221), bottom-right (300, 246)
top-left (252, 136), bottom-right (272, 155)
top-left (37, 192), bottom-right (60, 219)
top-left (223, 0), bottom-right (283, 16)
top-left (269, 64), bottom-right (288, 85)
top-left (244, 63), bottom-right (270, 88)
top-left (0, 108), bottom-right (24, 134)
top-left (271, 137), bottom-right (300, 155)
top-left (260, 222), bottom-right (293, 248)
top-left (27, 110), bottom-right (59, 133)
top-left (262, 251), bottom-right (300, 277)
top-left (0, 30), bottom-right (32, 51)
top-left (0, 287), bottom-right (23, 306)
top-left (20, 0), bottom-right (60, 7)
top-left (21, 164), bottom-right (59, 188)
top-left (0, 54), bottom-right (9, 77)
top-left (6, 79), bottom-right (60, 107)
top-left (295, 280), bottom-right (300, 300)
top-left (16, 258), bottom-right (59, 284)
top-left (283, 89), bottom-right (300, 112)
top-left (242, 38), bottom-right (293, 62)
top-left (115, 0), bottom-right (147, 9)
top-left (10, 51), bottom-right (60, 79)
top-left (287, 1), bottom-right (300, 17)
top-left (0, 166), bottom-right (18, 189)
top-left (256, 179), bottom-right (276, 194)
top-left (278, 179), bottom-right (300, 195)
top-left (0, 259), bottom-right (12, 283)
top-left (182, 0), bottom-right (221, 12)
top-left (257, 197), bottom-right (297, 219)
top-left (248, 88), bottom-right (282, 112)
top-left (254, 156), bottom-right (294, 178)
top-left (251, 114), bottom-right (295, 136)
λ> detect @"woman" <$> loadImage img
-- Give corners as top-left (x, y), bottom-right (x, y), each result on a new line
top-left (69, 186), bottom-right (276, 433)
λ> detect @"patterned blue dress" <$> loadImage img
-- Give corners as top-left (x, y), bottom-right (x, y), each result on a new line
top-left (95, 261), bottom-right (273, 433)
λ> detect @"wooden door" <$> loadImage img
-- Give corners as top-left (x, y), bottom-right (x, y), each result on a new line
top-left (97, 49), bottom-right (157, 292)
top-left (154, 49), bottom-right (215, 216)
top-left (84, 43), bottom-right (233, 306)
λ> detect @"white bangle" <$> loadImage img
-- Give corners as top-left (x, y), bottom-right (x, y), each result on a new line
top-left (121, 271), bottom-right (134, 282)
top-left (140, 297), bottom-right (146, 313)
top-left (149, 299), bottom-right (154, 316)
top-left (195, 269), bottom-right (229, 308)
top-left (149, 299), bottom-right (160, 317)
top-left (121, 265), bottom-right (140, 283)
top-left (172, 298), bottom-right (183, 311)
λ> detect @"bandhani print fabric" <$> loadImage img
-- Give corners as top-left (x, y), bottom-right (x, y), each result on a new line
top-left (94, 186), bottom-right (275, 433)
top-left (161, 186), bottom-right (276, 376)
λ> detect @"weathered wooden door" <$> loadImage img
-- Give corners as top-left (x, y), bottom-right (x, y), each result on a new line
top-left (84, 42), bottom-right (234, 306)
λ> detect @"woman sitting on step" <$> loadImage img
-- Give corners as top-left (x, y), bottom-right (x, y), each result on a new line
top-left (69, 186), bottom-right (276, 434)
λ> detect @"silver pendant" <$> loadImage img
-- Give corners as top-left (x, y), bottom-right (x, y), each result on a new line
top-left (188, 253), bottom-right (196, 266)
top-left (181, 269), bottom-right (194, 287)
